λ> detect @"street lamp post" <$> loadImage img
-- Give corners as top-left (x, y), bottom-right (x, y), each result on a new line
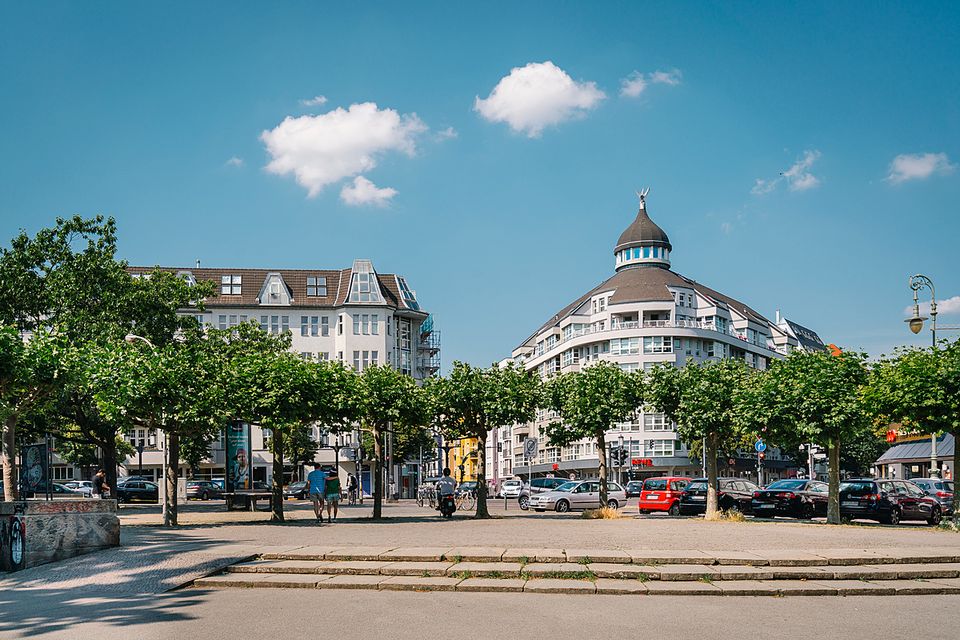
top-left (125, 333), bottom-right (173, 526)
top-left (905, 275), bottom-right (949, 478)
top-left (618, 434), bottom-right (625, 486)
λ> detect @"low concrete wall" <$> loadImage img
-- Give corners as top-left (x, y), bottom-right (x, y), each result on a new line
top-left (1, 500), bottom-right (120, 571)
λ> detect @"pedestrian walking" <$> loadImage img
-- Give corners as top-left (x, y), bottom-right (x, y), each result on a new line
top-left (325, 470), bottom-right (341, 522)
top-left (346, 473), bottom-right (358, 505)
top-left (305, 463), bottom-right (326, 524)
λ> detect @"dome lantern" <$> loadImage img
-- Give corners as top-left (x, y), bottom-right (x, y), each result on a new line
top-left (614, 189), bottom-right (671, 271)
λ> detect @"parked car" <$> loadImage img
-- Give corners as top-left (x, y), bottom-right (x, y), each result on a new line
top-left (678, 477), bottom-right (759, 515)
top-left (22, 482), bottom-right (85, 499)
top-left (751, 479), bottom-right (828, 519)
top-left (63, 480), bottom-right (95, 497)
top-left (909, 478), bottom-right (955, 515)
top-left (284, 481), bottom-right (308, 500)
top-left (839, 478), bottom-right (942, 525)
top-left (252, 481), bottom-right (272, 492)
top-left (186, 480), bottom-right (223, 500)
top-left (116, 480), bottom-right (159, 503)
top-left (517, 477), bottom-right (567, 510)
top-left (497, 479), bottom-right (523, 499)
top-left (458, 481), bottom-right (479, 496)
top-left (638, 476), bottom-right (690, 515)
top-left (529, 480), bottom-right (627, 512)
top-left (625, 481), bottom-right (644, 498)
top-left (118, 475), bottom-right (153, 486)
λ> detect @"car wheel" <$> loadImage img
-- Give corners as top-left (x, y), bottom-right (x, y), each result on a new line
top-left (201, 491), bottom-right (208, 500)
top-left (801, 502), bottom-right (815, 519)
top-left (556, 500), bottom-right (570, 513)
top-left (668, 502), bottom-right (681, 516)
top-left (928, 507), bottom-right (942, 526)
top-left (637, 509), bottom-right (647, 515)
top-left (881, 508), bottom-right (900, 525)
top-left (606, 499), bottom-right (619, 509)
top-left (518, 495), bottom-right (529, 510)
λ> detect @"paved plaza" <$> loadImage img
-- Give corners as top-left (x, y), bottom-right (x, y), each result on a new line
top-left (2, 500), bottom-right (960, 639)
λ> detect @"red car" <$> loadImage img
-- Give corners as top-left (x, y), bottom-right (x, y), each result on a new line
top-left (638, 476), bottom-right (689, 515)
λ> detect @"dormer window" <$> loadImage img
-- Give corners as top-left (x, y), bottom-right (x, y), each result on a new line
top-left (307, 276), bottom-right (327, 297)
top-left (221, 275), bottom-right (241, 295)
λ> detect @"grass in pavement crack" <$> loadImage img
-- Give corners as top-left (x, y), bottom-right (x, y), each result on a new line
top-left (698, 575), bottom-right (714, 584)
top-left (577, 557), bottom-right (592, 565)
top-left (518, 556), bottom-right (530, 567)
top-left (534, 570), bottom-right (597, 581)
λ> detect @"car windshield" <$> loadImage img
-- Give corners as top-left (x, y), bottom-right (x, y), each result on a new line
top-left (686, 480), bottom-right (707, 491)
top-left (554, 482), bottom-right (578, 492)
top-left (766, 480), bottom-right (807, 490)
top-left (644, 479), bottom-right (667, 490)
top-left (505, 481), bottom-right (521, 486)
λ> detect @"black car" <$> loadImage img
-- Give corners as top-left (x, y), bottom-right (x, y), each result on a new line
top-left (678, 477), bottom-right (759, 515)
top-left (118, 475), bottom-right (153, 486)
top-left (283, 481), bottom-right (308, 500)
top-left (840, 478), bottom-right (942, 525)
top-left (186, 480), bottom-right (223, 500)
top-left (909, 478), bottom-right (955, 516)
top-left (517, 477), bottom-right (567, 510)
top-left (624, 481), bottom-right (644, 498)
top-left (751, 479), bottom-right (828, 519)
top-left (116, 480), bottom-right (159, 503)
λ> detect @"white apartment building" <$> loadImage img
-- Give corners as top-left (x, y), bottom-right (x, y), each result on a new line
top-left (488, 194), bottom-right (824, 487)
top-left (92, 258), bottom-right (440, 494)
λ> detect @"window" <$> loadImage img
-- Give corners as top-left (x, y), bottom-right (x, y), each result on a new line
top-left (337, 315), bottom-right (343, 335)
top-left (362, 350), bottom-right (370, 370)
top-left (643, 336), bottom-right (673, 354)
top-left (371, 350), bottom-right (378, 366)
top-left (321, 316), bottom-right (329, 336)
top-left (353, 351), bottom-right (361, 371)
top-left (306, 276), bottom-right (327, 297)
top-left (353, 314), bottom-right (361, 335)
top-left (300, 316), bottom-right (309, 336)
top-left (643, 414), bottom-right (674, 432)
top-left (610, 337), bottom-right (640, 355)
top-left (300, 352), bottom-right (312, 360)
top-left (220, 275), bottom-right (242, 295)
top-left (397, 277), bottom-right (420, 310)
top-left (646, 439), bottom-right (675, 456)
top-left (593, 296), bottom-right (607, 314)
top-left (371, 314), bottom-right (379, 335)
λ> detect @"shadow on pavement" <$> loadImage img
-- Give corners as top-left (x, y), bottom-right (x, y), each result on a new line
top-left (0, 588), bottom-right (209, 638)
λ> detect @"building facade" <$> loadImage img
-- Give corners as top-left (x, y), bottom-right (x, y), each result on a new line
top-left (51, 258), bottom-right (440, 492)
top-left (489, 194), bottom-right (824, 487)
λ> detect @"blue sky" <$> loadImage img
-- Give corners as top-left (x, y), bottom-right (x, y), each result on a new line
top-left (2, 2), bottom-right (958, 366)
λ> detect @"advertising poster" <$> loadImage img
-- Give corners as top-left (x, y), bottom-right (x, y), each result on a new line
top-left (21, 443), bottom-right (48, 495)
top-left (225, 422), bottom-right (251, 493)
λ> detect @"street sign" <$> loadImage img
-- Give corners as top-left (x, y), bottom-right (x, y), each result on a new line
top-left (754, 440), bottom-right (767, 453)
top-left (523, 437), bottom-right (538, 459)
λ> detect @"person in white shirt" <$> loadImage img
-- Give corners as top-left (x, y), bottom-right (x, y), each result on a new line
top-left (435, 468), bottom-right (457, 510)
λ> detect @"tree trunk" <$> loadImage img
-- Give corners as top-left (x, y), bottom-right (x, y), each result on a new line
top-left (705, 432), bottom-right (719, 517)
top-left (372, 424), bottom-right (383, 519)
top-left (271, 430), bottom-right (285, 522)
top-left (475, 431), bottom-right (490, 519)
top-left (166, 432), bottom-right (179, 527)
top-left (102, 437), bottom-right (118, 498)
top-left (597, 431), bottom-right (608, 507)
top-left (826, 438), bottom-right (841, 525)
top-left (2, 414), bottom-right (18, 501)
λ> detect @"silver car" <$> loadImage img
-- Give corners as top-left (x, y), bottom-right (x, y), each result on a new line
top-left (528, 480), bottom-right (627, 512)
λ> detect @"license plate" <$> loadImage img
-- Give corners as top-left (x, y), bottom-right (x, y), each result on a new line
top-left (648, 493), bottom-right (660, 500)
top-left (690, 495), bottom-right (705, 501)
top-left (841, 501), bottom-right (858, 507)
top-left (756, 504), bottom-right (773, 509)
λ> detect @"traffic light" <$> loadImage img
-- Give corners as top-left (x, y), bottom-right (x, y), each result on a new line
top-left (619, 449), bottom-right (629, 465)
top-left (758, 451), bottom-right (766, 461)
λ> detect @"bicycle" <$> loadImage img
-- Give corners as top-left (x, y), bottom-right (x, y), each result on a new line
top-left (455, 490), bottom-right (476, 511)
top-left (417, 485), bottom-right (436, 508)
top-left (347, 487), bottom-right (358, 506)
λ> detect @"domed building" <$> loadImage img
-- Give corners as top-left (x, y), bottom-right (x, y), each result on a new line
top-left (490, 193), bottom-right (825, 485)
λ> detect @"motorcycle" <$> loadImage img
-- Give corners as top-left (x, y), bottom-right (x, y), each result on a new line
top-left (438, 494), bottom-right (456, 518)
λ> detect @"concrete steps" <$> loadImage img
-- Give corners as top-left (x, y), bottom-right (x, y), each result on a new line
top-left (191, 546), bottom-right (960, 596)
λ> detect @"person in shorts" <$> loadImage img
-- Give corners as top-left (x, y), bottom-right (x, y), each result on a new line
top-left (305, 463), bottom-right (327, 524)
top-left (325, 470), bottom-right (341, 522)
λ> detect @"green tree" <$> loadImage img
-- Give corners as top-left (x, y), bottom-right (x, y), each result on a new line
top-left (356, 365), bottom-right (427, 519)
top-left (647, 359), bottom-right (755, 518)
top-left (864, 340), bottom-right (960, 521)
top-left (0, 328), bottom-right (68, 500)
top-left (225, 325), bottom-right (359, 521)
top-left (743, 349), bottom-right (872, 524)
top-left (542, 361), bottom-right (644, 508)
top-left (427, 361), bottom-right (540, 519)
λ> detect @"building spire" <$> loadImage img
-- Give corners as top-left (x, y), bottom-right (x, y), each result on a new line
top-left (635, 187), bottom-right (650, 210)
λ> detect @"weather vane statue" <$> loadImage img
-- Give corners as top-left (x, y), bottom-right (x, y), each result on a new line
top-left (636, 187), bottom-right (650, 208)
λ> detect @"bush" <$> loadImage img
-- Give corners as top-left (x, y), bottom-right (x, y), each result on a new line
top-left (581, 506), bottom-right (625, 519)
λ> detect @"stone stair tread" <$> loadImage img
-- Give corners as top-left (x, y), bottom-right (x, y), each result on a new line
top-left (627, 550), bottom-right (714, 564)
top-left (564, 549), bottom-right (632, 563)
top-left (656, 564), bottom-right (719, 580)
top-left (380, 561), bottom-right (454, 576)
top-left (594, 579), bottom-right (649, 595)
top-left (522, 562), bottom-right (593, 575)
top-left (444, 547), bottom-right (507, 561)
top-left (446, 561), bottom-right (522, 577)
top-left (523, 579), bottom-right (596, 594)
top-left (457, 577), bottom-right (526, 592)
top-left (588, 563), bottom-right (659, 579)
top-left (502, 548), bottom-right (566, 563)
top-left (378, 547), bottom-right (452, 562)
top-left (379, 576), bottom-right (461, 591)
top-left (316, 574), bottom-right (385, 589)
top-left (324, 547), bottom-right (396, 561)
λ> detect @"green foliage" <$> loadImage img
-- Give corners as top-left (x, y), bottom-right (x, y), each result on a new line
top-left (647, 358), bottom-right (755, 517)
top-left (742, 349), bottom-right (872, 524)
top-left (427, 361), bottom-right (540, 518)
top-left (543, 360), bottom-right (643, 505)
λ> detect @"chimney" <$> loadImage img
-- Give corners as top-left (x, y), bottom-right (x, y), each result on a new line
top-left (775, 309), bottom-right (781, 324)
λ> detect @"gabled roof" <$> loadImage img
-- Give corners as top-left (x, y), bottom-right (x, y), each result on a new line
top-left (876, 433), bottom-right (954, 463)
top-left (783, 318), bottom-right (827, 352)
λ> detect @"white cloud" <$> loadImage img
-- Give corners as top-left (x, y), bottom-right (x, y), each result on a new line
top-left (434, 126), bottom-right (458, 141)
top-left (340, 176), bottom-right (397, 207)
top-left (260, 102), bottom-right (426, 198)
top-left (751, 149), bottom-right (821, 195)
top-left (300, 95), bottom-right (328, 107)
top-left (720, 222), bottom-right (732, 234)
top-left (886, 152), bottom-right (955, 184)
top-left (474, 61), bottom-right (606, 137)
top-left (783, 150), bottom-right (821, 191)
top-left (225, 156), bottom-right (244, 168)
top-left (905, 295), bottom-right (960, 317)
top-left (649, 69), bottom-right (682, 86)
top-left (619, 72), bottom-right (647, 98)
